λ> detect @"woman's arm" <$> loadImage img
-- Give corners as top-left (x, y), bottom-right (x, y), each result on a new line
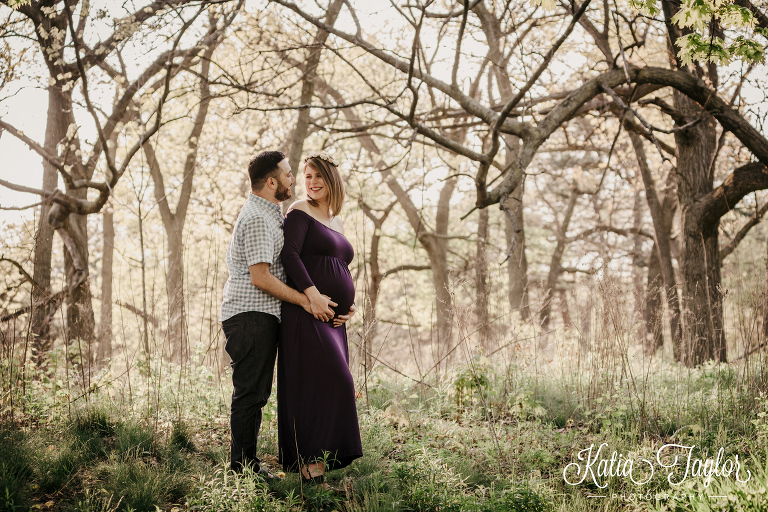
top-left (281, 210), bottom-right (335, 322)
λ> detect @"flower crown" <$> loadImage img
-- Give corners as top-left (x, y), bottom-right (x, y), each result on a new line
top-left (303, 152), bottom-right (338, 166)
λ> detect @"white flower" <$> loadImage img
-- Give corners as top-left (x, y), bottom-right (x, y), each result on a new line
top-left (304, 152), bottom-right (338, 166)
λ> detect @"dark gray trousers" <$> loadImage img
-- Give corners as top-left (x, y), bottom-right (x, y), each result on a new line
top-left (222, 311), bottom-right (278, 472)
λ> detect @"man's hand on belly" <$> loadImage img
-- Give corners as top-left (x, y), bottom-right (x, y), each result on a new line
top-left (304, 286), bottom-right (337, 322)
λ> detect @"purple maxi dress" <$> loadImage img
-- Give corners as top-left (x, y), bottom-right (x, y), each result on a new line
top-left (277, 209), bottom-right (363, 472)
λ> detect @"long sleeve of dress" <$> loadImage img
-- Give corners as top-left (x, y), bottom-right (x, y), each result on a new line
top-left (281, 210), bottom-right (315, 292)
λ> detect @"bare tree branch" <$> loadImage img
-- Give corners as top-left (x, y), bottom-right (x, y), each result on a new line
top-left (720, 200), bottom-right (768, 260)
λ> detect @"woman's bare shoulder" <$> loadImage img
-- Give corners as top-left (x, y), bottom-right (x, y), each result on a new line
top-left (331, 216), bottom-right (345, 234)
top-left (286, 200), bottom-right (311, 214)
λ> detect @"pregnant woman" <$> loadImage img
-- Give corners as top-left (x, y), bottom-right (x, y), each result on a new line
top-left (277, 152), bottom-right (363, 485)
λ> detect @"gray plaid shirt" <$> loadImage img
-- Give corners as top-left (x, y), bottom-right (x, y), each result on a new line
top-left (220, 194), bottom-right (286, 322)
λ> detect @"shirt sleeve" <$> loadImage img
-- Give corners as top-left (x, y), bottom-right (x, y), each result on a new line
top-left (241, 214), bottom-right (274, 267)
top-left (281, 210), bottom-right (315, 291)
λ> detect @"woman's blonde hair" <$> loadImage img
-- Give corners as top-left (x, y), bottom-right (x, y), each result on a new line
top-left (303, 155), bottom-right (345, 217)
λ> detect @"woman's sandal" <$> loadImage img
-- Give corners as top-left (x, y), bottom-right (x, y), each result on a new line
top-left (302, 472), bottom-right (331, 489)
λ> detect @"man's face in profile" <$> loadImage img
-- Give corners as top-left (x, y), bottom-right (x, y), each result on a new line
top-left (274, 158), bottom-right (294, 202)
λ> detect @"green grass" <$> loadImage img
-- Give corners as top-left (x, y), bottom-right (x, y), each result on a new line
top-left (114, 422), bottom-right (155, 458)
top-left (169, 420), bottom-right (196, 453)
top-left (72, 408), bottom-right (116, 438)
top-left (2, 353), bottom-right (768, 511)
top-left (0, 426), bottom-right (34, 512)
top-left (95, 458), bottom-right (192, 512)
top-left (187, 467), bottom-right (299, 512)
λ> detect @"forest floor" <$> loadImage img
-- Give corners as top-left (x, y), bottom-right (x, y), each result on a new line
top-left (3, 353), bottom-right (768, 512)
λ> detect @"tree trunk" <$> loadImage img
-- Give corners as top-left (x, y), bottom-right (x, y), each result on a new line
top-left (166, 226), bottom-right (187, 363)
top-left (39, 82), bottom-right (96, 372)
top-left (363, 265), bottom-right (381, 372)
top-left (96, 205), bottom-right (114, 364)
top-left (63, 206), bottom-right (96, 372)
top-left (30, 87), bottom-right (65, 369)
top-left (559, 289), bottom-right (572, 329)
top-left (505, 186), bottom-right (530, 319)
top-left (312, 71), bottom-right (459, 368)
top-left (674, 93), bottom-right (725, 365)
top-left (283, 0), bottom-right (343, 214)
top-left (427, 176), bottom-right (457, 369)
top-left (540, 189), bottom-right (578, 338)
top-left (680, 217), bottom-right (725, 364)
top-left (475, 207), bottom-right (490, 351)
top-left (578, 291), bottom-right (592, 353)
top-left (627, 129), bottom-right (682, 356)
top-left (136, 201), bottom-right (152, 368)
top-left (764, 237), bottom-right (768, 342)
top-left (644, 242), bottom-right (664, 354)
top-left (474, 0), bottom-right (532, 325)
top-left (359, 201), bottom-right (394, 372)
top-left (631, 187), bottom-right (646, 345)
top-left (144, 36), bottom-right (222, 364)
top-left (97, 138), bottom-right (119, 366)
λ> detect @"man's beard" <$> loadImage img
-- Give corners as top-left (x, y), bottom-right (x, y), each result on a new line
top-left (275, 182), bottom-right (292, 201)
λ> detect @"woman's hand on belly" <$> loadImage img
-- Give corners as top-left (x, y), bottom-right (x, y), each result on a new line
top-left (333, 304), bottom-right (356, 328)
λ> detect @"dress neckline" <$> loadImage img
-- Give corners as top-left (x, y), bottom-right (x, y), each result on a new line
top-left (289, 208), bottom-right (346, 237)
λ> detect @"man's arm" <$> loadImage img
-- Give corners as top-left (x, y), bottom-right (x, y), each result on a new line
top-left (249, 263), bottom-right (336, 321)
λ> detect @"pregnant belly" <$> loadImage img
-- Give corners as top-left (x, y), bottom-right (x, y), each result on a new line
top-left (306, 257), bottom-right (355, 317)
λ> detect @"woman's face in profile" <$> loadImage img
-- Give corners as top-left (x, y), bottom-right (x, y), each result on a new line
top-left (304, 164), bottom-right (328, 203)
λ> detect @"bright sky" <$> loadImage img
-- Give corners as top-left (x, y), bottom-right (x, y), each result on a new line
top-left (0, 84), bottom-right (49, 216)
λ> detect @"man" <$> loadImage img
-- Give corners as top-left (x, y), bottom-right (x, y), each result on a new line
top-left (220, 151), bottom-right (337, 475)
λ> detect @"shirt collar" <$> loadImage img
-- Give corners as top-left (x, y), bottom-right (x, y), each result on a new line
top-left (249, 193), bottom-right (282, 217)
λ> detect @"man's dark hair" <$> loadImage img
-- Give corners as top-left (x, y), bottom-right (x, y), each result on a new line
top-left (248, 151), bottom-right (285, 191)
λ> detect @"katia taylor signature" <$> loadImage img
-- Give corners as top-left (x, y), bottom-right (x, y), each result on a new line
top-left (563, 443), bottom-right (751, 488)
